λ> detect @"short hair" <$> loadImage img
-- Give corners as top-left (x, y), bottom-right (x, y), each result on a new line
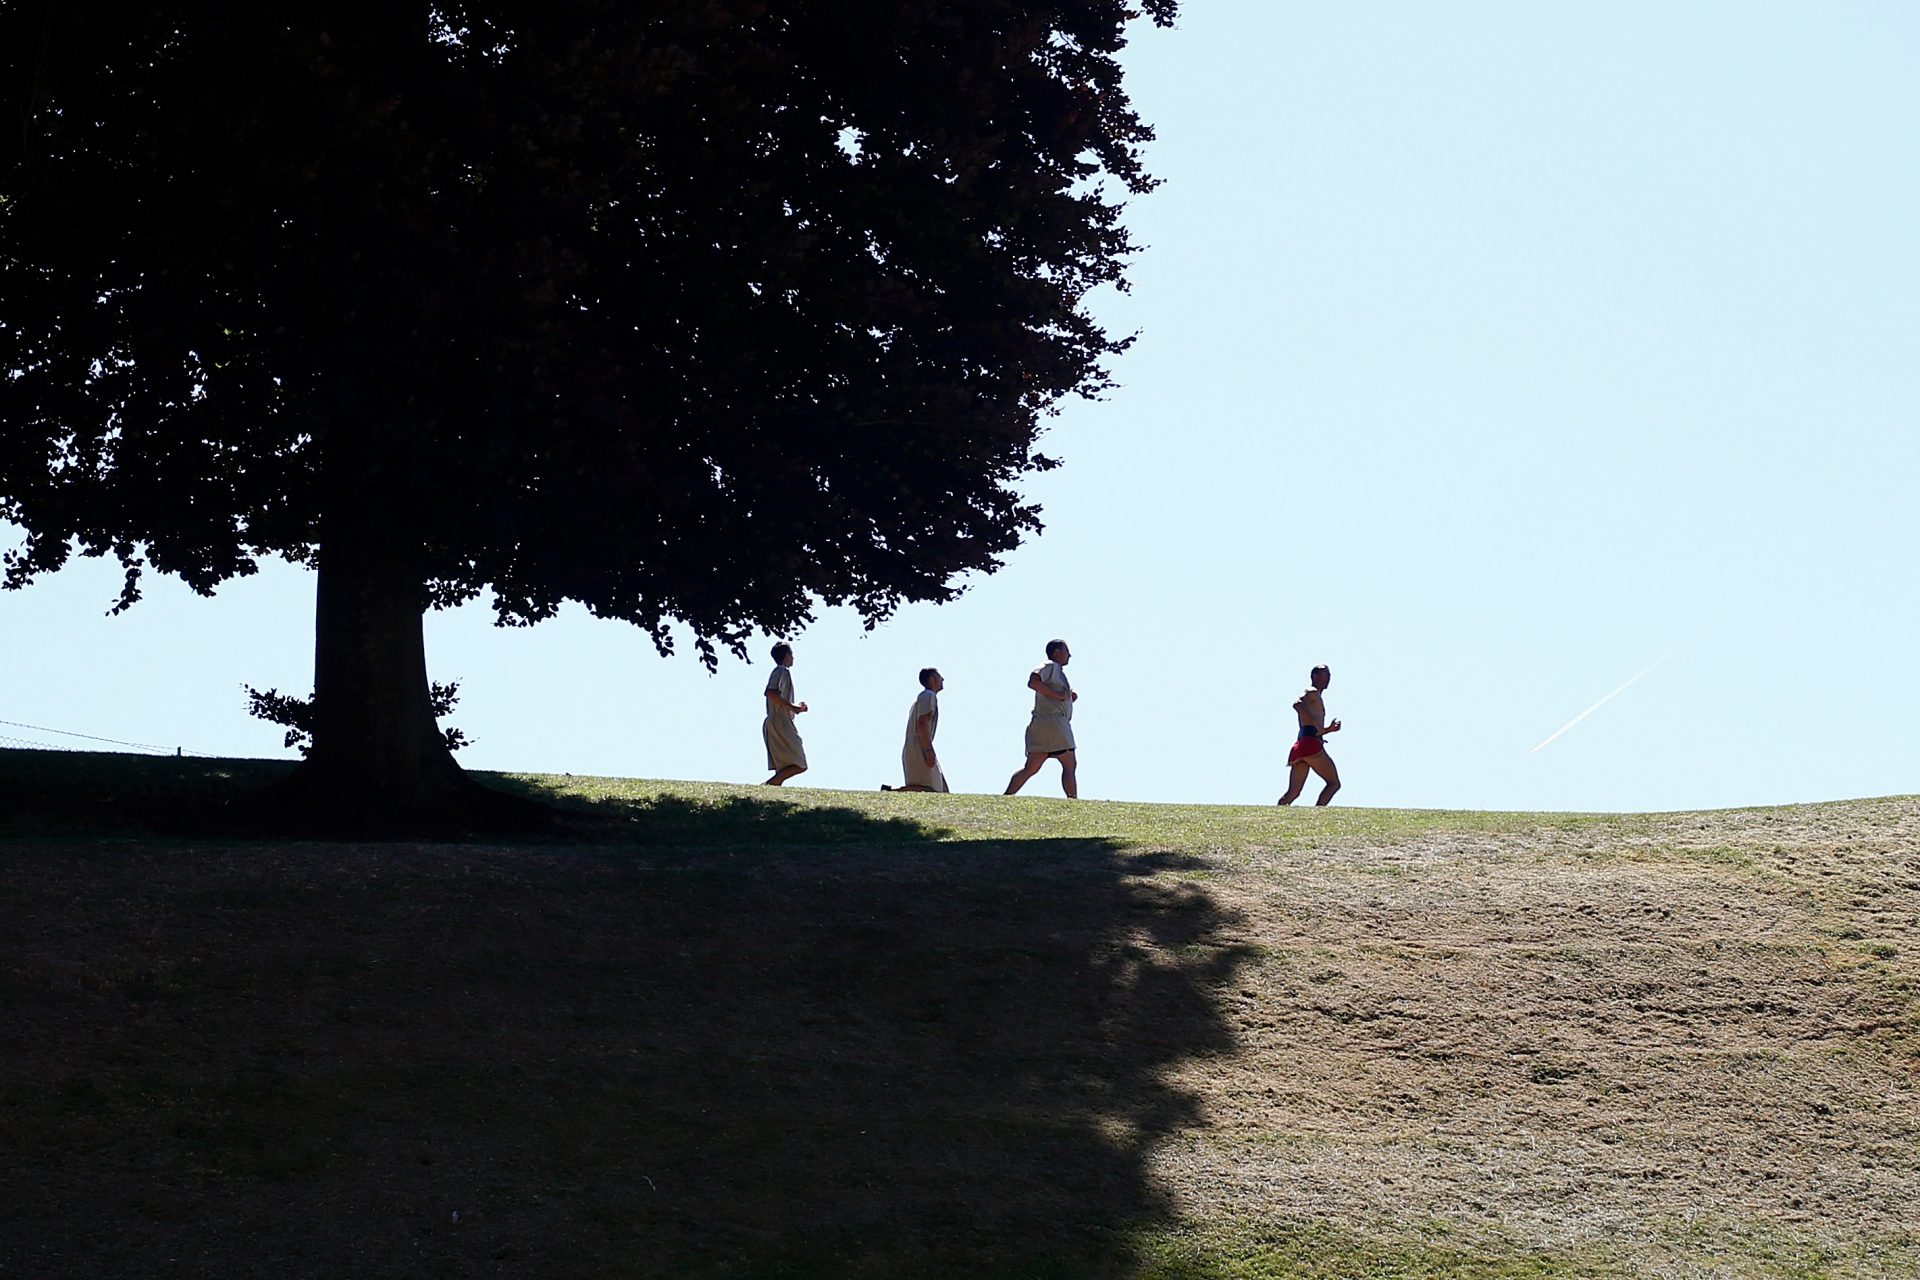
top-left (1310, 664), bottom-right (1331, 681)
top-left (918, 667), bottom-right (939, 689)
top-left (1045, 638), bottom-right (1068, 660)
top-left (770, 642), bottom-right (793, 663)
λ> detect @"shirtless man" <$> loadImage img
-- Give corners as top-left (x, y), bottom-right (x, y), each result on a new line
top-left (1005, 639), bottom-right (1079, 799)
top-left (889, 668), bottom-right (949, 793)
top-left (761, 642), bottom-right (809, 786)
top-left (1278, 664), bottom-right (1342, 806)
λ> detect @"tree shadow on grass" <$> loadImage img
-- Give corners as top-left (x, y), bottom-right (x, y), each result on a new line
top-left (0, 789), bottom-right (1252, 1279)
top-left (0, 749), bottom-right (948, 847)
top-left (0, 748), bottom-right (295, 836)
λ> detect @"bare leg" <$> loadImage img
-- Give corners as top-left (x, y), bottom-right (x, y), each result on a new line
top-left (1056, 750), bottom-right (1078, 799)
top-left (1306, 753), bottom-right (1340, 806)
top-left (764, 764), bottom-right (806, 786)
top-left (1278, 759), bottom-right (1311, 805)
top-left (1005, 752), bottom-right (1049, 795)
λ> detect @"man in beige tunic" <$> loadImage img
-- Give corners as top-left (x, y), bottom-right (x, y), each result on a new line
top-left (761, 642), bottom-right (809, 785)
top-left (892, 668), bottom-right (948, 793)
top-left (1005, 639), bottom-right (1078, 799)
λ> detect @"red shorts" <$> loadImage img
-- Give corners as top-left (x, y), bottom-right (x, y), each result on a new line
top-left (1288, 737), bottom-right (1326, 766)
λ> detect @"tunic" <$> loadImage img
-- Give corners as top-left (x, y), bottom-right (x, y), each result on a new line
top-left (762, 666), bottom-right (808, 770)
top-left (1023, 660), bottom-right (1076, 756)
top-left (901, 688), bottom-right (948, 792)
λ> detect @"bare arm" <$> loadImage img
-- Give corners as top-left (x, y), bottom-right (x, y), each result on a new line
top-left (915, 713), bottom-right (936, 755)
top-left (766, 686), bottom-right (808, 714)
top-left (1027, 673), bottom-right (1071, 702)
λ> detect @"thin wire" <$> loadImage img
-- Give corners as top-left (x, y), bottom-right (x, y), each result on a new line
top-left (0, 734), bottom-right (74, 751)
top-left (0, 717), bottom-right (177, 753)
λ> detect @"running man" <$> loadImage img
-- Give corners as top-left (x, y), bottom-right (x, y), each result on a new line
top-left (761, 642), bottom-right (809, 785)
top-left (1005, 639), bottom-right (1078, 798)
top-left (1278, 663), bottom-right (1341, 806)
top-left (891, 668), bottom-right (949, 793)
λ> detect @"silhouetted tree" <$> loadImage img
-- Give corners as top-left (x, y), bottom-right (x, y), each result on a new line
top-left (0, 1), bottom-right (1176, 824)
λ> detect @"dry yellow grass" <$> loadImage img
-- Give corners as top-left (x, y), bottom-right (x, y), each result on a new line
top-left (1131, 798), bottom-right (1920, 1276)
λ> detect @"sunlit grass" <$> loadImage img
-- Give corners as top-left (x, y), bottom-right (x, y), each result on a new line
top-left (506, 769), bottom-right (1648, 852)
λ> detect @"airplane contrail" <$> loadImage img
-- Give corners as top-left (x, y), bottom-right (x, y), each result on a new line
top-left (1531, 646), bottom-right (1682, 753)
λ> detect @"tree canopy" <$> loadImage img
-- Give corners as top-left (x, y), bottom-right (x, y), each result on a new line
top-left (0, 2), bottom-right (1177, 819)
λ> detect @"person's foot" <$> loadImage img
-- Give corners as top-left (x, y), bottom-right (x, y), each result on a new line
top-left (880, 784), bottom-right (893, 791)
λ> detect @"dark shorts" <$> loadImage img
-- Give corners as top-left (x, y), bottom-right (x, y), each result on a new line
top-left (1288, 737), bottom-right (1326, 766)
top-left (1046, 748), bottom-right (1072, 759)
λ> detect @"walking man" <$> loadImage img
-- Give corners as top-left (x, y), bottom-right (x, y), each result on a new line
top-left (761, 642), bottom-right (809, 785)
top-left (1278, 663), bottom-right (1342, 806)
top-left (891, 668), bottom-right (949, 793)
top-left (1005, 639), bottom-right (1078, 798)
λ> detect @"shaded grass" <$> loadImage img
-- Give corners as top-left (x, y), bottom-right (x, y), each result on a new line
top-left (1, 751), bottom-right (1248, 1278)
top-left (0, 748), bottom-right (293, 836)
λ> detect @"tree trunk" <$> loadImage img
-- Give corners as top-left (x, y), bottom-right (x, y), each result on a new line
top-left (307, 532), bottom-right (465, 806)
top-left (243, 533), bottom-right (541, 834)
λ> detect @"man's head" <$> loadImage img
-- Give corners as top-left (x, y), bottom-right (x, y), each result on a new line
top-left (771, 642), bottom-right (794, 666)
top-left (1310, 664), bottom-right (1331, 689)
top-left (1046, 639), bottom-right (1071, 664)
top-left (919, 667), bottom-right (943, 691)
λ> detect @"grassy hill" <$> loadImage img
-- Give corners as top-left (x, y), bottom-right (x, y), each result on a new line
top-left (2, 750), bottom-right (1915, 1278)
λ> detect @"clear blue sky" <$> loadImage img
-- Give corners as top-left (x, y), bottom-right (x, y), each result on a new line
top-left (5, 2), bottom-right (1916, 812)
